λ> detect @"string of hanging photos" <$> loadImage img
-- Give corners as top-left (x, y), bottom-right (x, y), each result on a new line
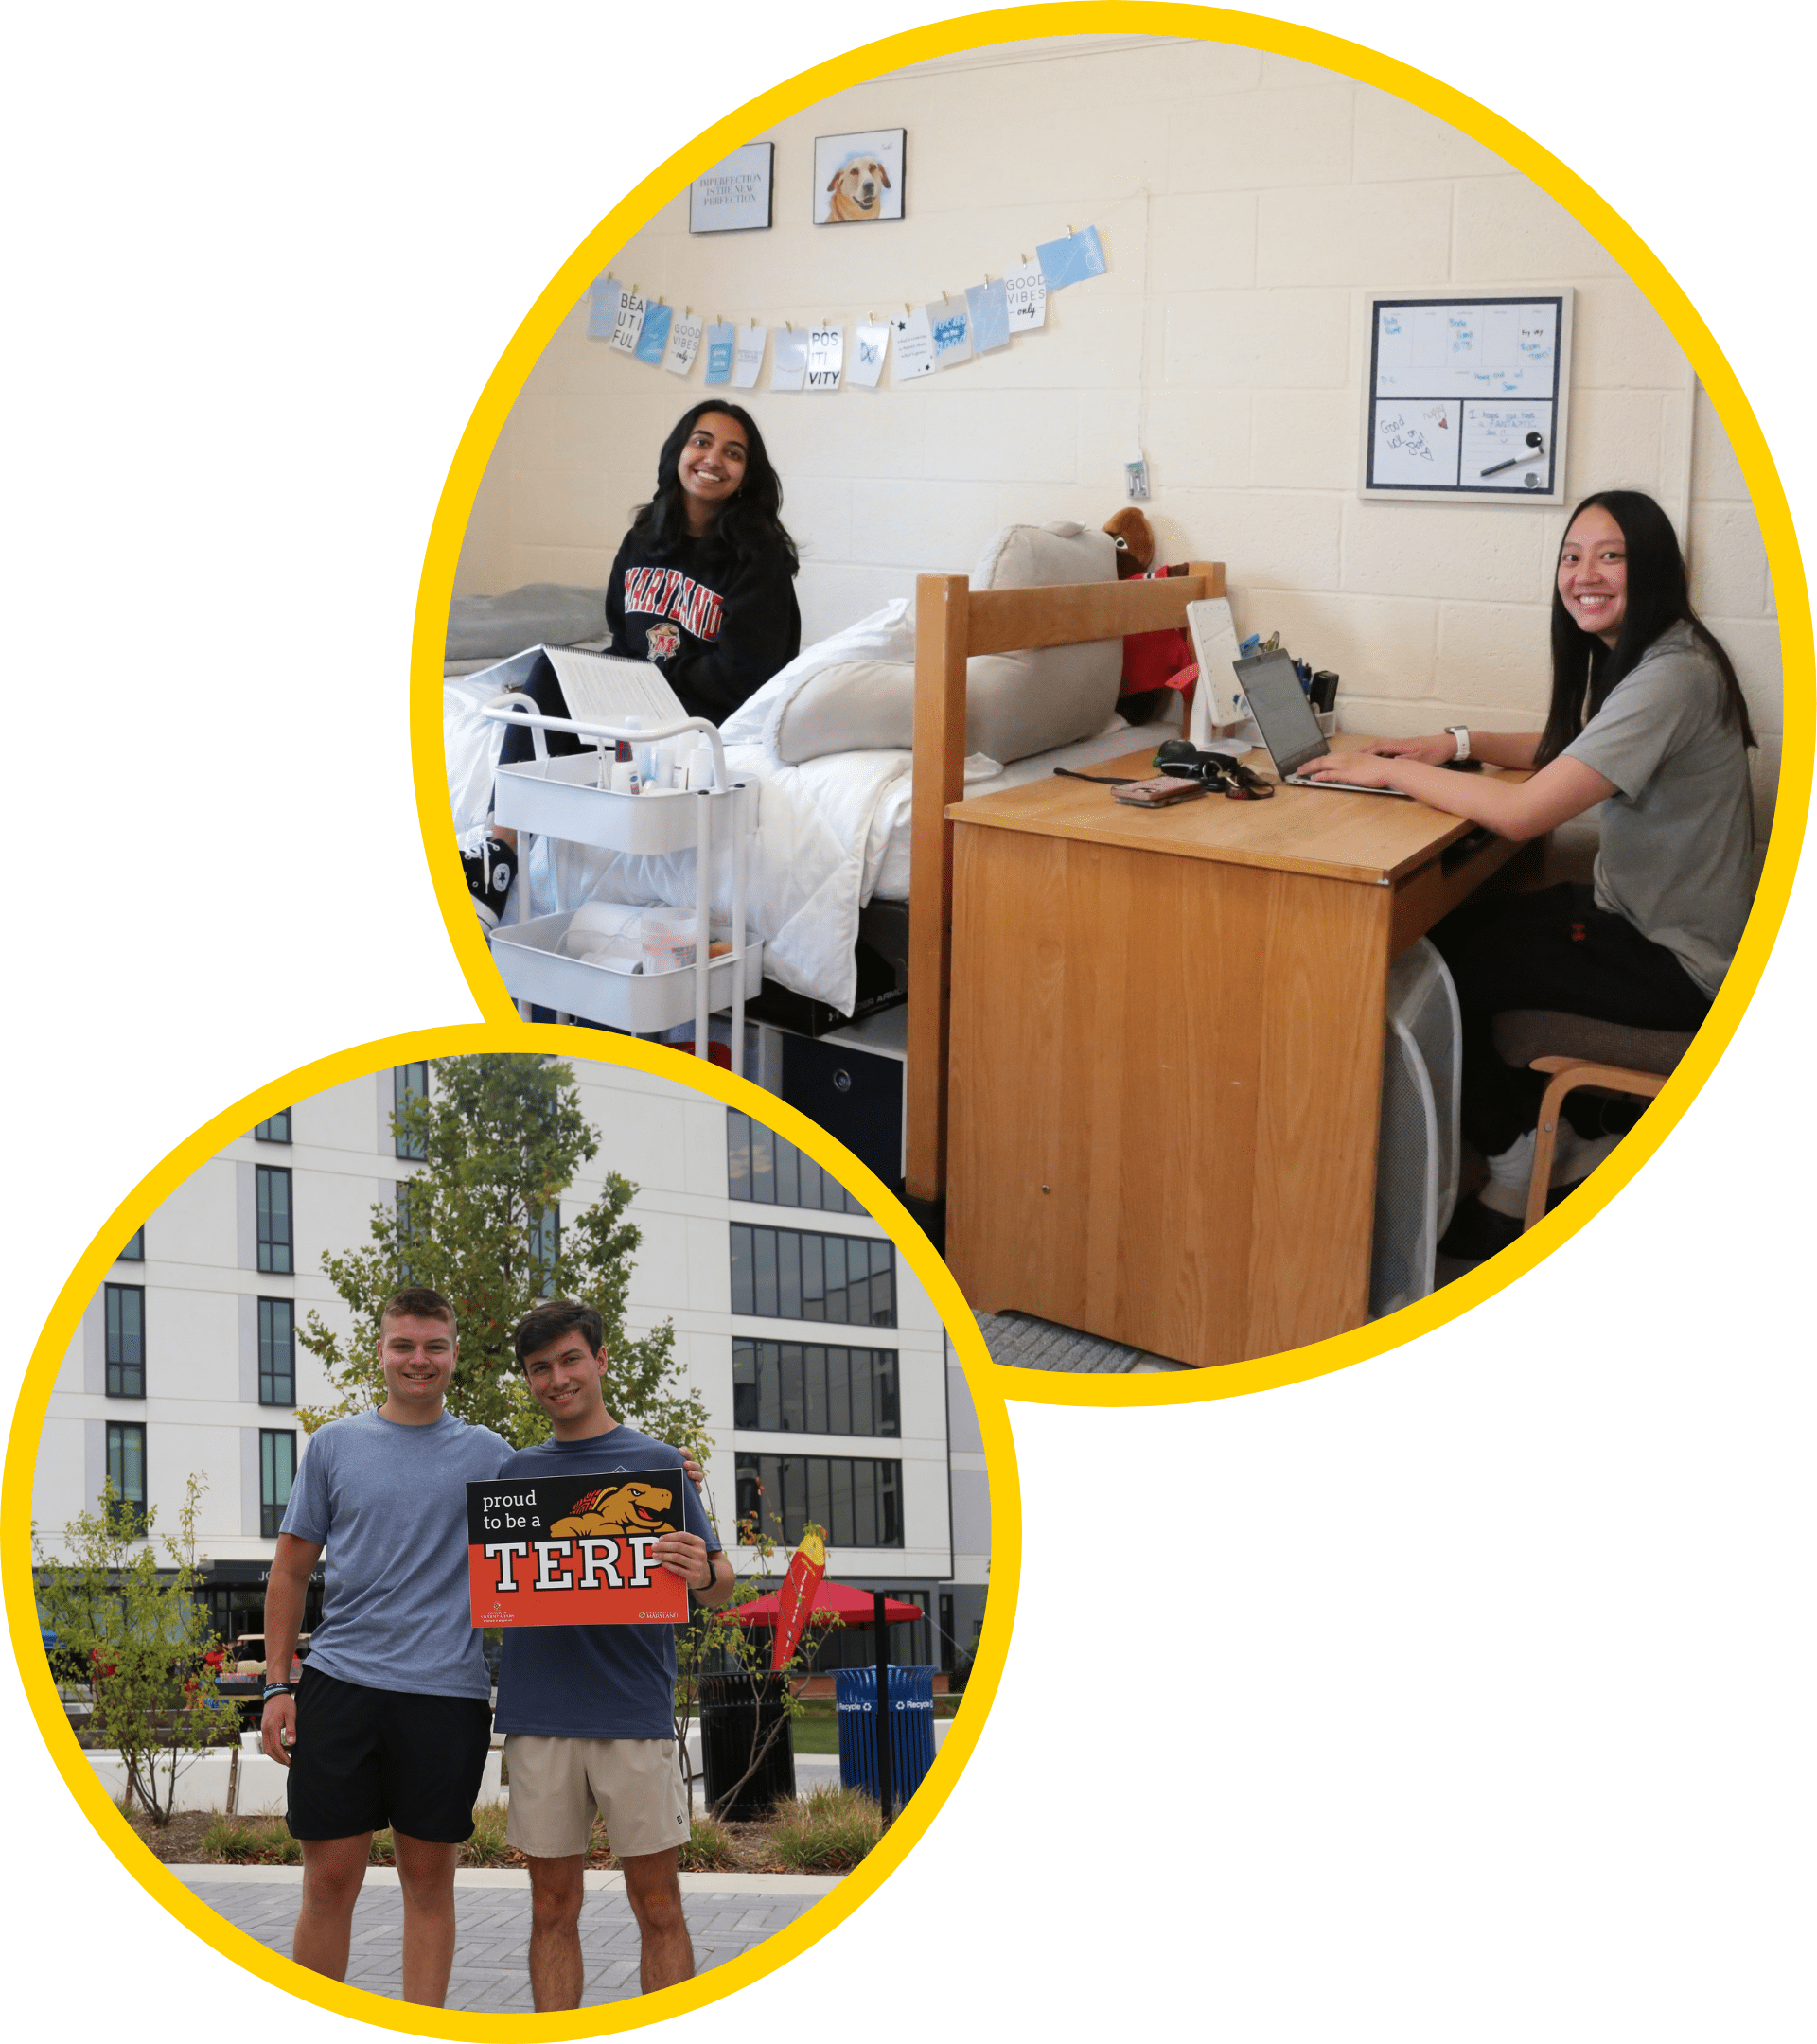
top-left (585, 225), bottom-right (1106, 393)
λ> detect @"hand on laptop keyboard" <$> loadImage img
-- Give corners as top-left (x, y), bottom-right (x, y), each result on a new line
top-left (1293, 750), bottom-right (1406, 792)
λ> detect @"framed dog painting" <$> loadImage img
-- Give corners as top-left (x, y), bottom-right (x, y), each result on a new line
top-left (813, 127), bottom-right (905, 225)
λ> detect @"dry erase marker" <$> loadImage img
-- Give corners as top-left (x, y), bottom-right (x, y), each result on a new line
top-left (1481, 430), bottom-right (1544, 478)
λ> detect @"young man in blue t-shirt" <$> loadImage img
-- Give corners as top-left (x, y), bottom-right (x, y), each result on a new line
top-left (493, 1297), bottom-right (732, 2005)
top-left (260, 1286), bottom-right (512, 2005)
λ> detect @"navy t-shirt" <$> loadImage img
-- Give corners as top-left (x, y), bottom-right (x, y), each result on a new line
top-left (492, 1425), bottom-right (721, 1740)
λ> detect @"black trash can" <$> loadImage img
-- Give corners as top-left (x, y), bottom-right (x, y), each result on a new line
top-left (698, 1671), bottom-right (796, 1821)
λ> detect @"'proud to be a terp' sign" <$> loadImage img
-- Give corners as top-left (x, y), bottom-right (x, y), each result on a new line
top-left (466, 1469), bottom-right (690, 1627)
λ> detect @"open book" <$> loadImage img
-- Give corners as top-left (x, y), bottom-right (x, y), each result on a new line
top-left (477, 644), bottom-right (690, 733)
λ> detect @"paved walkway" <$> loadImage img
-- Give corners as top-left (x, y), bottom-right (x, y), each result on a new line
top-left (174, 1866), bottom-right (838, 2012)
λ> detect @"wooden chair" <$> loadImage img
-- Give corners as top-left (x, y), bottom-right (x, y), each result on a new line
top-left (1489, 1010), bottom-right (1697, 1231)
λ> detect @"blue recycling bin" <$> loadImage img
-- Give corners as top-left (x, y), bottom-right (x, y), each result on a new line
top-left (835, 1665), bottom-right (937, 1806)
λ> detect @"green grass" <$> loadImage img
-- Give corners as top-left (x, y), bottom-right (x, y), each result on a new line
top-left (789, 1694), bottom-right (961, 1753)
top-left (462, 1800), bottom-right (512, 1866)
top-left (790, 1700), bottom-right (839, 1754)
top-left (770, 1786), bottom-right (882, 1872)
top-left (203, 1812), bottom-right (301, 1863)
top-left (678, 1814), bottom-right (736, 1871)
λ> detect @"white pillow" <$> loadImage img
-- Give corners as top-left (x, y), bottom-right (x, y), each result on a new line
top-left (762, 523), bottom-right (1123, 766)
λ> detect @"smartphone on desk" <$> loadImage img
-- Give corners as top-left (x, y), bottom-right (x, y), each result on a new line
top-left (1114, 776), bottom-right (1208, 807)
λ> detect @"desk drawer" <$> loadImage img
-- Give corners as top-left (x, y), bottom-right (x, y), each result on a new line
top-left (1390, 830), bottom-right (1534, 953)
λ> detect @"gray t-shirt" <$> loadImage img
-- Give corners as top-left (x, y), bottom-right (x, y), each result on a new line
top-left (1562, 621), bottom-right (1755, 996)
top-left (281, 1408), bottom-right (513, 1700)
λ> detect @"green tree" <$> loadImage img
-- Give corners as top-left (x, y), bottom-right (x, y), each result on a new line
top-left (35, 1475), bottom-right (231, 1825)
top-left (673, 1510), bottom-right (835, 1822)
top-left (297, 1053), bottom-right (708, 1457)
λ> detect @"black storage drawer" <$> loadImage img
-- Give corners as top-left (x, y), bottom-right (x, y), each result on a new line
top-left (780, 1033), bottom-right (904, 1192)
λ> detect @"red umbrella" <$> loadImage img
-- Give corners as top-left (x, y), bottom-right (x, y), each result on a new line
top-left (721, 1577), bottom-right (923, 1628)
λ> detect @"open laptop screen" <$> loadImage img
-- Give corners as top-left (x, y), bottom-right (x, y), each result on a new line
top-left (1235, 650), bottom-right (1329, 779)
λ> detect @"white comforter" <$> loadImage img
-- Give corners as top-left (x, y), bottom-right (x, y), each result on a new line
top-left (445, 642), bottom-right (1163, 1014)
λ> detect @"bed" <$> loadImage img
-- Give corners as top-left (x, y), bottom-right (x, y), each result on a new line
top-left (442, 546), bottom-right (1227, 1205)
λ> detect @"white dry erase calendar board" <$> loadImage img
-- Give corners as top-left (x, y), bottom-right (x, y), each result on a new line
top-left (1361, 291), bottom-right (1573, 503)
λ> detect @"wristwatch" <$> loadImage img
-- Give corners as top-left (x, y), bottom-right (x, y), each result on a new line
top-left (1444, 725), bottom-right (1471, 761)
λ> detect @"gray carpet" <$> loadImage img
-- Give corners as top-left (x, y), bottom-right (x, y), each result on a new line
top-left (974, 1311), bottom-right (1191, 1373)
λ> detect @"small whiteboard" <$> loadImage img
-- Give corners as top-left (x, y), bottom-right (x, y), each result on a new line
top-left (1362, 291), bottom-right (1572, 502)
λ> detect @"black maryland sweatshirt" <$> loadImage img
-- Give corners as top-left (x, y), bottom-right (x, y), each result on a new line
top-left (605, 528), bottom-right (801, 726)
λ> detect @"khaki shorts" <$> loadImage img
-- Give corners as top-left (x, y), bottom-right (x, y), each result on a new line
top-left (503, 1736), bottom-right (690, 1860)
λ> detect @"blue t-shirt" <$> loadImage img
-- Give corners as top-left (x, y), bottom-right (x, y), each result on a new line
top-left (281, 1408), bottom-right (512, 1700)
top-left (493, 1425), bottom-right (721, 1740)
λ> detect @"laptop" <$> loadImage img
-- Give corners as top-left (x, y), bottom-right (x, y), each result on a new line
top-left (1234, 649), bottom-right (1412, 798)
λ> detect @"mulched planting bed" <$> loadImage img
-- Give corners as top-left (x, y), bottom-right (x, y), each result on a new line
top-left (122, 1808), bottom-right (805, 1874)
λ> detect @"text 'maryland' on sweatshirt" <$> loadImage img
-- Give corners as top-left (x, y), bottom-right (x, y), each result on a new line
top-left (606, 529), bottom-right (801, 726)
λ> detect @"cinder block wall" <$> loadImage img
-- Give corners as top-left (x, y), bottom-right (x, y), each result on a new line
top-left (456, 35), bottom-right (1782, 830)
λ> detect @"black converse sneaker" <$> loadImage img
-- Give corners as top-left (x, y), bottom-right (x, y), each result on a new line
top-left (462, 836), bottom-right (515, 931)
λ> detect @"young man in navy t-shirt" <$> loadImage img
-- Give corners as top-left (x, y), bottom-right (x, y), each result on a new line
top-left (493, 1298), bottom-right (731, 2004)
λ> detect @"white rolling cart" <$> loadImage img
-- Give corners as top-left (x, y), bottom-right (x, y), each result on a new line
top-left (479, 696), bottom-right (760, 1077)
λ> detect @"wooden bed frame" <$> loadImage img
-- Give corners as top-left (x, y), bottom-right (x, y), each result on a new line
top-left (903, 559), bottom-right (1226, 1209)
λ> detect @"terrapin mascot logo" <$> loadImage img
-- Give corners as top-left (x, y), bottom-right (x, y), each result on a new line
top-left (465, 1465), bottom-right (690, 1628)
top-left (551, 1481), bottom-right (674, 1538)
top-left (645, 622), bottom-right (681, 661)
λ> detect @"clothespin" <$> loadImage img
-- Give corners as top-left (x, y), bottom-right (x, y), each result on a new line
top-left (1020, 253), bottom-right (1029, 265)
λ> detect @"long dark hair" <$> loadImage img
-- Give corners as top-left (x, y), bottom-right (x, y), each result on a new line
top-left (1536, 488), bottom-right (1754, 765)
top-left (628, 400), bottom-right (798, 573)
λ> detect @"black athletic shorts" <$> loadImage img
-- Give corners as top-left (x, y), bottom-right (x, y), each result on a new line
top-left (286, 1665), bottom-right (493, 1843)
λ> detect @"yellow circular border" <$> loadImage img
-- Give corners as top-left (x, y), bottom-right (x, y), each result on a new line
top-left (2, 1025), bottom-right (1020, 2035)
top-left (409, 3), bottom-right (1810, 1407)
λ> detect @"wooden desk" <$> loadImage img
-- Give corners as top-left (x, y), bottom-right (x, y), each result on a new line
top-left (944, 744), bottom-right (1528, 1366)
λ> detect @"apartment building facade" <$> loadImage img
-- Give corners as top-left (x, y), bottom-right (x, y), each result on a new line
top-left (34, 1056), bottom-right (990, 1675)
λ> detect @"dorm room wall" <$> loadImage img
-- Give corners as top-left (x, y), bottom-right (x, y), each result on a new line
top-left (455, 33), bottom-right (1782, 834)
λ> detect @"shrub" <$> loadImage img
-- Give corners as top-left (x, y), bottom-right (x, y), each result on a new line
top-left (679, 1815), bottom-right (735, 1872)
top-left (770, 1787), bottom-right (882, 1872)
top-left (369, 1826), bottom-right (395, 1863)
top-left (462, 1800), bottom-right (511, 1867)
top-left (203, 1813), bottom-right (299, 1863)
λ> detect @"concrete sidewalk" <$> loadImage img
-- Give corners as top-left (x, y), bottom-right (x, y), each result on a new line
top-left (174, 1865), bottom-right (840, 2011)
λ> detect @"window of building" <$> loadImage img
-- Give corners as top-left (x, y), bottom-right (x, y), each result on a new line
top-left (259, 1429), bottom-right (296, 1540)
top-left (729, 1226), bottom-right (896, 1327)
top-left (734, 1453), bottom-right (903, 1548)
top-left (256, 1166), bottom-right (292, 1274)
top-left (726, 1110), bottom-right (867, 1215)
top-left (394, 1063), bottom-right (430, 1160)
top-left (104, 1284), bottom-right (145, 1399)
top-left (117, 1226), bottom-right (144, 1262)
top-left (107, 1421), bottom-right (147, 1533)
top-left (529, 1202), bottom-right (559, 1298)
top-left (254, 1109), bottom-right (292, 1143)
top-left (258, 1297), bottom-right (295, 1406)
top-left (732, 1340), bottom-right (900, 1436)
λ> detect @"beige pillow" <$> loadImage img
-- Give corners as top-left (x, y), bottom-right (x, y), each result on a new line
top-left (768, 522), bottom-right (1121, 766)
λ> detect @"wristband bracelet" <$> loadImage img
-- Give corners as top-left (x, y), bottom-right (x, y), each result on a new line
top-left (262, 1683), bottom-right (292, 1699)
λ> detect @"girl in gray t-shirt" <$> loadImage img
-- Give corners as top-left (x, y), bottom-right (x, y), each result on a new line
top-left (1295, 489), bottom-right (1756, 1260)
